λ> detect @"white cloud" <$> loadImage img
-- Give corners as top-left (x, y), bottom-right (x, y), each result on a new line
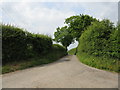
top-left (1, 2), bottom-right (118, 50)
top-left (1, 0), bottom-right (119, 2)
top-left (2, 2), bottom-right (75, 37)
top-left (80, 2), bottom-right (118, 24)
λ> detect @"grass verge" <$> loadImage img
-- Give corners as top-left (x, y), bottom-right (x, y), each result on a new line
top-left (68, 48), bottom-right (76, 55)
top-left (2, 49), bottom-right (67, 74)
top-left (68, 48), bottom-right (120, 73)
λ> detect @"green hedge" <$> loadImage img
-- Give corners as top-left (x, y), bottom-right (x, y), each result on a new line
top-left (52, 44), bottom-right (66, 51)
top-left (32, 34), bottom-right (52, 54)
top-left (78, 19), bottom-right (120, 59)
top-left (68, 48), bottom-right (76, 55)
top-left (109, 25), bottom-right (120, 58)
top-left (2, 24), bottom-right (53, 64)
top-left (2, 25), bottom-right (28, 64)
top-left (43, 44), bottom-right (68, 58)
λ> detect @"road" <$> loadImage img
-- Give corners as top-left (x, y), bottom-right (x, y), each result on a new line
top-left (2, 55), bottom-right (118, 88)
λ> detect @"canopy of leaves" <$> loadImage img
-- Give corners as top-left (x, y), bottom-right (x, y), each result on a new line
top-left (54, 26), bottom-right (74, 49)
top-left (78, 19), bottom-right (119, 59)
top-left (54, 14), bottom-right (97, 49)
top-left (65, 14), bottom-right (97, 41)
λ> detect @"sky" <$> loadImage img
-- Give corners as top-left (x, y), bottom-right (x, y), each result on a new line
top-left (0, 1), bottom-right (118, 50)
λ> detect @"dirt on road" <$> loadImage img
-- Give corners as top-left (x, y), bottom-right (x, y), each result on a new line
top-left (2, 55), bottom-right (118, 88)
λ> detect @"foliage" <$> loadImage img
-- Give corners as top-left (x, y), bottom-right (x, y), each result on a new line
top-left (54, 26), bottom-right (74, 50)
top-left (65, 14), bottom-right (97, 41)
top-left (68, 47), bottom-right (120, 72)
top-left (31, 34), bottom-right (52, 54)
top-left (2, 24), bottom-right (28, 64)
top-left (52, 44), bottom-right (66, 51)
top-left (2, 44), bottom-right (67, 74)
top-left (76, 51), bottom-right (120, 73)
top-left (54, 14), bottom-right (96, 51)
top-left (2, 24), bottom-right (53, 64)
top-left (109, 24), bottom-right (120, 58)
top-left (78, 19), bottom-right (119, 59)
top-left (68, 48), bottom-right (76, 55)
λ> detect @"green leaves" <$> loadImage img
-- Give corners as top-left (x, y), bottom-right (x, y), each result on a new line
top-left (2, 24), bottom-right (27, 64)
top-left (78, 19), bottom-right (119, 59)
top-left (65, 14), bottom-right (96, 41)
top-left (2, 24), bottom-right (53, 64)
top-left (54, 14), bottom-right (96, 50)
top-left (54, 26), bottom-right (74, 50)
top-left (31, 34), bottom-right (52, 54)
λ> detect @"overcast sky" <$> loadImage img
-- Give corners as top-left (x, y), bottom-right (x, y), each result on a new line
top-left (1, 1), bottom-right (118, 50)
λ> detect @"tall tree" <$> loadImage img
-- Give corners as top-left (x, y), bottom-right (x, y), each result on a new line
top-left (54, 26), bottom-right (74, 51)
top-left (65, 14), bottom-right (97, 41)
top-left (54, 14), bottom-right (97, 52)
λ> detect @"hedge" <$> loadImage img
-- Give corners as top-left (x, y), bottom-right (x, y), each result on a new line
top-left (2, 24), bottom-right (53, 64)
top-left (2, 25), bottom-right (27, 64)
top-left (78, 19), bottom-right (120, 59)
top-left (52, 44), bottom-right (66, 51)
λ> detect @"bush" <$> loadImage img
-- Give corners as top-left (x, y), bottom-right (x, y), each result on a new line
top-left (32, 34), bottom-right (52, 54)
top-left (2, 24), bottom-right (28, 64)
top-left (2, 24), bottom-right (53, 64)
top-left (48, 44), bottom-right (67, 56)
top-left (68, 48), bottom-right (76, 55)
top-left (2, 44), bottom-right (68, 74)
top-left (108, 24), bottom-right (120, 58)
top-left (78, 19), bottom-right (119, 59)
top-left (52, 44), bottom-right (66, 51)
top-left (76, 51), bottom-right (120, 72)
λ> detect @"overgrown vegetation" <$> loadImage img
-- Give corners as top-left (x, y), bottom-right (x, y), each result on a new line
top-left (2, 44), bottom-right (67, 74)
top-left (76, 52), bottom-right (120, 73)
top-left (54, 14), bottom-right (96, 51)
top-left (2, 24), bottom-right (54, 65)
top-left (2, 13), bottom-right (120, 73)
top-left (68, 48), bottom-right (76, 55)
top-left (65, 14), bottom-right (119, 72)
top-left (78, 19), bottom-right (119, 59)
top-left (68, 48), bottom-right (120, 72)
top-left (2, 24), bottom-right (67, 74)
top-left (76, 20), bottom-right (120, 72)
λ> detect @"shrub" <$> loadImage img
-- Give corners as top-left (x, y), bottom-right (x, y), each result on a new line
top-left (108, 24), bottom-right (120, 58)
top-left (51, 44), bottom-right (67, 55)
top-left (68, 48), bottom-right (76, 55)
top-left (31, 34), bottom-right (52, 54)
top-left (2, 24), bottom-right (28, 64)
top-left (78, 19), bottom-right (119, 59)
top-left (52, 44), bottom-right (66, 51)
top-left (2, 24), bottom-right (53, 64)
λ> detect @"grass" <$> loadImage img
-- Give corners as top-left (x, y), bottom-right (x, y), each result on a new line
top-left (2, 50), bottom-right (67, 74)
top-left (68, 48), bottom-right (76, 55)
top-left (68, 48), bottom-right (120, 73)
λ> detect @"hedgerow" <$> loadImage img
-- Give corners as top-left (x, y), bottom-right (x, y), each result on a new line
top-left (52, 44), bottom-right (66, 51)
top-left (32, 34), bottom-right (52, 54)
top-left (2, 24), bottom-right (28, 64)
top-left (2, 24), bottom-right (53, 64)
top-left (78, 19), bottom-right (119, 59)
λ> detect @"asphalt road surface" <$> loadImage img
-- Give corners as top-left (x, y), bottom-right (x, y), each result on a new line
top-left (2, 55), bottom-right (118, 88)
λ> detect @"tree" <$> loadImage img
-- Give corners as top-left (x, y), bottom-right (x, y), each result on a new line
top-left (54, 14), bottom-right (97, 53)
top-left (78, 19), bottom-right (116, 57)
top-left (65, 14), bottom-right (97, 41)
top-left (54, 26), bottom-right (74, 51)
